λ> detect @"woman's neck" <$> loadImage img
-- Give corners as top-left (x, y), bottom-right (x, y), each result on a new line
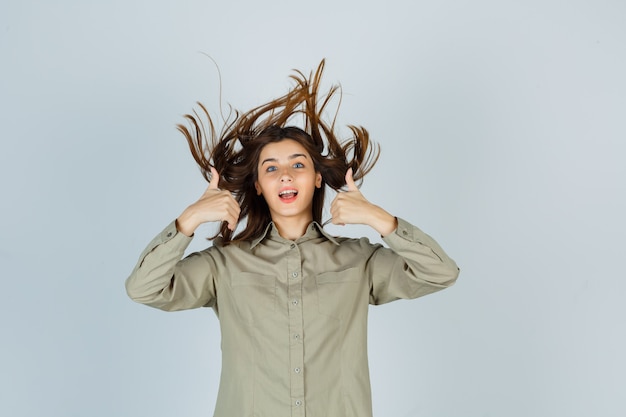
top-left (271, 215), bottom-right (313, 240)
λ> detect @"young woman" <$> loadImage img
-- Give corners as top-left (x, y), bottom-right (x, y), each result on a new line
top-left (126, 61), bottom-right (459, 417)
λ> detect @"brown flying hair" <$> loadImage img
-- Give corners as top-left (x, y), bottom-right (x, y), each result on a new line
top-left (177, 60), bottom-right (380, 244)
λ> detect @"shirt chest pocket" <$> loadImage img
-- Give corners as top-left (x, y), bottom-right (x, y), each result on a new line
top-left (315, 267), bottom-right (362, 321)
top-left (230, 272), bottom-right (276, 325)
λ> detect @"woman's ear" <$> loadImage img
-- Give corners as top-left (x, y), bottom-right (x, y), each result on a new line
top-left (315, 172), bottom-right (322, 188)
top-left (254, 181), bottom-right (262, 195)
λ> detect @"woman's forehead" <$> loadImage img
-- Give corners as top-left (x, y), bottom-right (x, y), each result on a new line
top-left (259, 139), bottom-right (311, 162)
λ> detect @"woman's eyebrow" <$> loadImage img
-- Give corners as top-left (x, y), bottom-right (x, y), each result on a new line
top-left (261, 153), bottom-right (308, 165)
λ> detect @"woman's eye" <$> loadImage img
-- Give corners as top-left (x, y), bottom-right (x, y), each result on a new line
top-left (266, 166), bottom-right (277, 172)
top-left (293, 162), bottom-right (304, 168)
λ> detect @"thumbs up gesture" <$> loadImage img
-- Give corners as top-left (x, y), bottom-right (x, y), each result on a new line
top-left (330, 168), bottom-right (398, 236)
top-left (176, 167), bottom-right (242, 236)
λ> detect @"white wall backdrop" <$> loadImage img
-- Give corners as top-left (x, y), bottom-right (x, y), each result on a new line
top-left (1, 1), bottom-right (624, 416)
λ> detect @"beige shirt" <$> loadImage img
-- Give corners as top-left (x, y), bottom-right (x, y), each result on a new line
top-left (126, 217), bottom-right (459, 417)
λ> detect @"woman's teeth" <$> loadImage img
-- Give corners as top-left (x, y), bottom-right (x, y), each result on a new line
top-left (279, 190), bottom-right (298, 198)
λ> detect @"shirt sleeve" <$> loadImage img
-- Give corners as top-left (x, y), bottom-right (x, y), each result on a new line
top-left (125, 220), bottom-right (218, 311)
top-left (368, 217), bottom-right (460, 305)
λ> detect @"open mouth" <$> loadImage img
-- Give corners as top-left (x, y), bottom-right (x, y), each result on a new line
top-left (279, 189), bottom-right (298, 202)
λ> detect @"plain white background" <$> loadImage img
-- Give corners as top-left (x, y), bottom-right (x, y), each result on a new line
top-left (1, 1), bottom-right (624, 416)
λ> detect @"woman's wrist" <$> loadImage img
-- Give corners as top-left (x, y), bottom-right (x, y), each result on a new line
top-left (369, 206), bottom-right (397, 237)
top-left (176, 208), bottom-right (198, 237)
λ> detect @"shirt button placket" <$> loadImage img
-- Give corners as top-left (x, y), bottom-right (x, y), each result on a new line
top-left (286, 242), bottom-right (305, 416)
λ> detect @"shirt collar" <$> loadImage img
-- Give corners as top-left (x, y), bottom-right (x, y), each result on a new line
top-left (250, 221), bottom-right (340, 248)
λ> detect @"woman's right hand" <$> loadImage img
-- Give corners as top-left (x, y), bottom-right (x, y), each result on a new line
top-left (175, 167), bottom-right (241, 236)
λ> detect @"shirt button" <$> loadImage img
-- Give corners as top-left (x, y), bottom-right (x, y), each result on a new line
top-left (291, 271), bottom-right (299, 278)
top-left (295, 400), bottom-right (302, 407)
top-left (290, 243), bottom-right (296, 249)
top-left (294, 367), bottom-right (301, 373)
top-left (402, 230), bottom-right (408, 236)
top-left (166, 232), bottom-right (173, 237)
top-left (294, 333), bottom-right (300, 340)
top-left (292, 299), bottom-right (299, 306)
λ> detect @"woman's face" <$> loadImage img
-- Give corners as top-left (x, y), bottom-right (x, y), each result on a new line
top-left (254, 139), bottom-right (322, 225)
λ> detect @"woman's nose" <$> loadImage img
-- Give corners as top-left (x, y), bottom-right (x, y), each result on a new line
top-left (280, 169), bottom-right (293, 182)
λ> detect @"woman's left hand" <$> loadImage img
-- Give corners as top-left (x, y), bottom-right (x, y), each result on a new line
top-left (330, 168), bottom-right (398, 236)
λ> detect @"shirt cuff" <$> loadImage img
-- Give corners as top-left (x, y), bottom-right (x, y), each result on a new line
top-left (156, 220), bottom-right (194, 248)
top-left (134, 221), bottom-right (194, 267)
top-left (382, 217), bottom-right (417, 245)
